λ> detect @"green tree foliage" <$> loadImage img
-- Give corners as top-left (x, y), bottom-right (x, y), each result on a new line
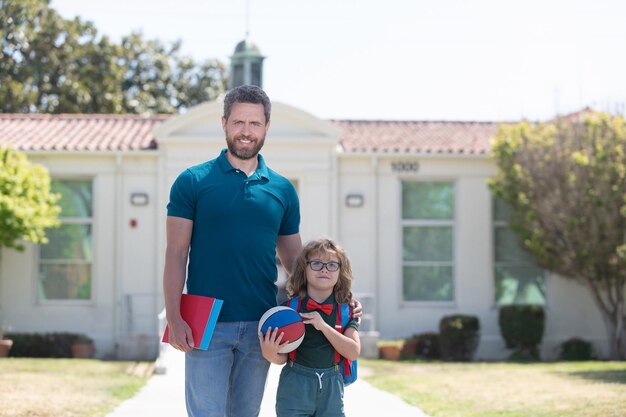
top-left (0, 0), bottom-right (227, 114)
top-left (0, 146), bottom-right (60, 250)
top-left (489, 112), bottom-right (626, 359)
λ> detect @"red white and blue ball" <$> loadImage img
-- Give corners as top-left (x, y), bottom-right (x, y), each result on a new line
top-left (258, 306), bottom-right (305, 353)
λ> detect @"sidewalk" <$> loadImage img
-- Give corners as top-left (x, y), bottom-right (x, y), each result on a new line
top-left (107, 345), bottom-right (430, 417)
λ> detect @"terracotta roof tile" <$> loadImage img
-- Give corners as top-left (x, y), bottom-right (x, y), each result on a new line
top-left (0, 113), bottom-right (501, 155)
top-left (329, 120), bottom-right (498, 154)
top-left (0, 113), bottom-right (169, 151)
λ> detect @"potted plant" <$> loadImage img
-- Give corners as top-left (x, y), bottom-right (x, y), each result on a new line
top-left (71, 334), bottom-right (94, 358)
top-left (0, 325), bottom-right (13, 358)
top-left (378, 339), bottom-right (403, 361)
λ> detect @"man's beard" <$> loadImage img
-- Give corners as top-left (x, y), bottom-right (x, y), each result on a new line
top-left (225, 133), bottom-right (265, 160)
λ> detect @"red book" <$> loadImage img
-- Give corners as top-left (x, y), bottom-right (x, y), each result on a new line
top-left (162, 294), bottom-right (223, 350)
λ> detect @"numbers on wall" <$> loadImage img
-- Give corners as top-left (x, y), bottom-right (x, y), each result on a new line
top-left (391, 161), bottom-right (419, 173)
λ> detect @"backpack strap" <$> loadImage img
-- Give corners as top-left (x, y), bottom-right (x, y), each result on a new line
top-left (287, 296), bottom-right (301, 362)
top-left (340, 303), bottom-right (351, 328)
top-left (288, 296), bottom-right (301, 311)
top-left (334, 302), bottom-right (354, 376)
top-left (289, 296), bottom-right (353, 377)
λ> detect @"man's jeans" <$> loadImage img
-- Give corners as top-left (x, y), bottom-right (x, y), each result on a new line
top-left (185, 321), bottom-right (270, 417)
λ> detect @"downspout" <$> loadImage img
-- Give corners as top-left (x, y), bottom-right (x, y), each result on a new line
top-left (113, 154), bottom-right (124, 356)
top-left (331, 146), bottom-right (339, 239)
top-left (372, 154), bottom-right (380, 333)
top-left (155, 150), bottom-right (166, 340)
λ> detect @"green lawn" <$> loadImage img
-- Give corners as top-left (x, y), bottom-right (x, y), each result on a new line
top-left (0, 358), bottom-right (150, 417)
top-left (360, 359), bottom-right (626, 417)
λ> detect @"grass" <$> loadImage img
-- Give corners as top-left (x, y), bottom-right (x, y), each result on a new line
top-left (0, 358), bottom-right (151, 417)
top-left (360, 359), bottom-right (626, 417)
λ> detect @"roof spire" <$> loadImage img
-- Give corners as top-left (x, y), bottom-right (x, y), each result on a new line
top-left (229, 1), bottom-right (265, 89)
top-left (245, 0), bottom-right (251, 37)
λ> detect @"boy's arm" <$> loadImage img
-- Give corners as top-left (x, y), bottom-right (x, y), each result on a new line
top-left (300, 312), bottom-right (361, 361)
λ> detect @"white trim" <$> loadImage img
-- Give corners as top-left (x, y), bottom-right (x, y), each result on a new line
top-left (21, 150), bottom-right (160, 157)
top-left (372, 154), bottom-right (380, 332)
top-left (154, 101), bottom-right (343, 143)
top-left (331, 148), bottom-right (338, 238)
top-left (337, 151), bottom-right (491, 159)
top-left (113, 155), bottom-right (123, 349)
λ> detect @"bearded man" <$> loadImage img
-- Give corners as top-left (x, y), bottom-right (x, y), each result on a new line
top-left (163, 85), bottom-right (302, 417)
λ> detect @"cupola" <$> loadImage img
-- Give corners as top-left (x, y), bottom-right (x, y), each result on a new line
top-left (229, 36), bottom-right (265, 89)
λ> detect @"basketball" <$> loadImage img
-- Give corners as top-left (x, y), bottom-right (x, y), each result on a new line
top-left (258, 306), bottom-right (305, 353)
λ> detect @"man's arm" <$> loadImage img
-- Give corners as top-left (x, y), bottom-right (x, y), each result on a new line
top-left (276, 233), bottom-right (302, 275)
top-left (163, 216), bottom-right (194, 352)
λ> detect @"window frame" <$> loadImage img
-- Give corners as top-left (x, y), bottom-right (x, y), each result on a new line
top-left (36, 177), bottom-right (95, 305)
top-left (492, 199), bottom-right (547, 306)
top-left (400, 179), bottom-right (457, 305)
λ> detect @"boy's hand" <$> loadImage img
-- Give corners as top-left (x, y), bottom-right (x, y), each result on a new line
top-left (300, 311), bottom-right (326, 331)
top-left (258, 327), bottom-right (289, 364)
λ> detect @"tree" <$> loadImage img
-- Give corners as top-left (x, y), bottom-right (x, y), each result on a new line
top-left (489, 112), bottom-right (626, 359)
top-left (0, 146), bottom-right (60, 250)
top-left (118, 33), bottom-right (227, 114)
top-left (0, 0), bottom-right (227, 114)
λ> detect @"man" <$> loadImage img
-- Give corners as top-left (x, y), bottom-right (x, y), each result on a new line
top-left (163, 85), bottom-right (302, 417)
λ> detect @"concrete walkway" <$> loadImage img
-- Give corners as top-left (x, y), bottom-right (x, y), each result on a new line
top-left (107, 345), bottom-right (430, 417)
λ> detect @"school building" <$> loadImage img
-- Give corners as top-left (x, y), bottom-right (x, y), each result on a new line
top-left (0, 39), bottom-right (611, 360)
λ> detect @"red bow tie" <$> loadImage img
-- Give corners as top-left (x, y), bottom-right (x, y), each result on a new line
top-left (306, 299), bottom-right (333, 315)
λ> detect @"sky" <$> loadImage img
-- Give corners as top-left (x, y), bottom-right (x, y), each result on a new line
top-left (51, 0), bottom-right (626, 122)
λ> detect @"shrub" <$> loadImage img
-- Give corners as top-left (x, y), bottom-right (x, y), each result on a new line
top-left (508, 349), bottom-right (540, 362)
top-left (401, 336), bottom-right (417, 359)
top-left (401, 333), bottom-right (440, 359)
top-left (412, 332), bottom-right (440, 359)
top-left (439, 315), bottom-right (480, 361)
top-left (498, 305), bottom-right (545, 360)
top-left (560, 337), bottom-right (594, 361)
top-left (74, 334), bottom-right (94, 344)
top-left (6, 332), bottom-right (84, 357)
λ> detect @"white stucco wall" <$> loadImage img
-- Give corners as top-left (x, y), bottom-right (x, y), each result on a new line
top-left (0, 153), bottom-right (161, 359)
top-left (336, 153), bottom-right (614, 359)
top-left (0, 102), bottom-right (619, 361)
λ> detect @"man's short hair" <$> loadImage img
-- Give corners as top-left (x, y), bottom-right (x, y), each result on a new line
top-left (223, 85), bottom-right (271, 123)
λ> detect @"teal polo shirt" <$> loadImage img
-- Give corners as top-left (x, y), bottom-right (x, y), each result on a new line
top-left (293, 295), bottom-right (359, 369)
top-left (167, 149), bottom-right (300, 321)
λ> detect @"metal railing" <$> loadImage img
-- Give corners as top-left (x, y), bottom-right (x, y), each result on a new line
top-left (353, 292), bottom-right (376, 333)
top-left (123, 293), bottom-right (159, 333)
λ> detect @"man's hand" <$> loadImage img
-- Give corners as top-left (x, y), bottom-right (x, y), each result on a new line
top-left (351, 298), bottom-right (363, 325)
top-left (167, 318), bottom-right (195, 352)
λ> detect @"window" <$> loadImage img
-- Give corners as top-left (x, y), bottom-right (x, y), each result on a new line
top-left (232, 64), bottom-right (244, 87)
top-left (38, 179), bottom-right (93, 301)
top-left (251, 62), bottom-right (261, 86)
top-left (493, 198), bottom-right (545, 304)
top-left (402, 181), bottom-right (454, 301)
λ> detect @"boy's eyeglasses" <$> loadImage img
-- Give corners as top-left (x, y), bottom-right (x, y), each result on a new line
top-left (307, 261), bottom-right (341, 272)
